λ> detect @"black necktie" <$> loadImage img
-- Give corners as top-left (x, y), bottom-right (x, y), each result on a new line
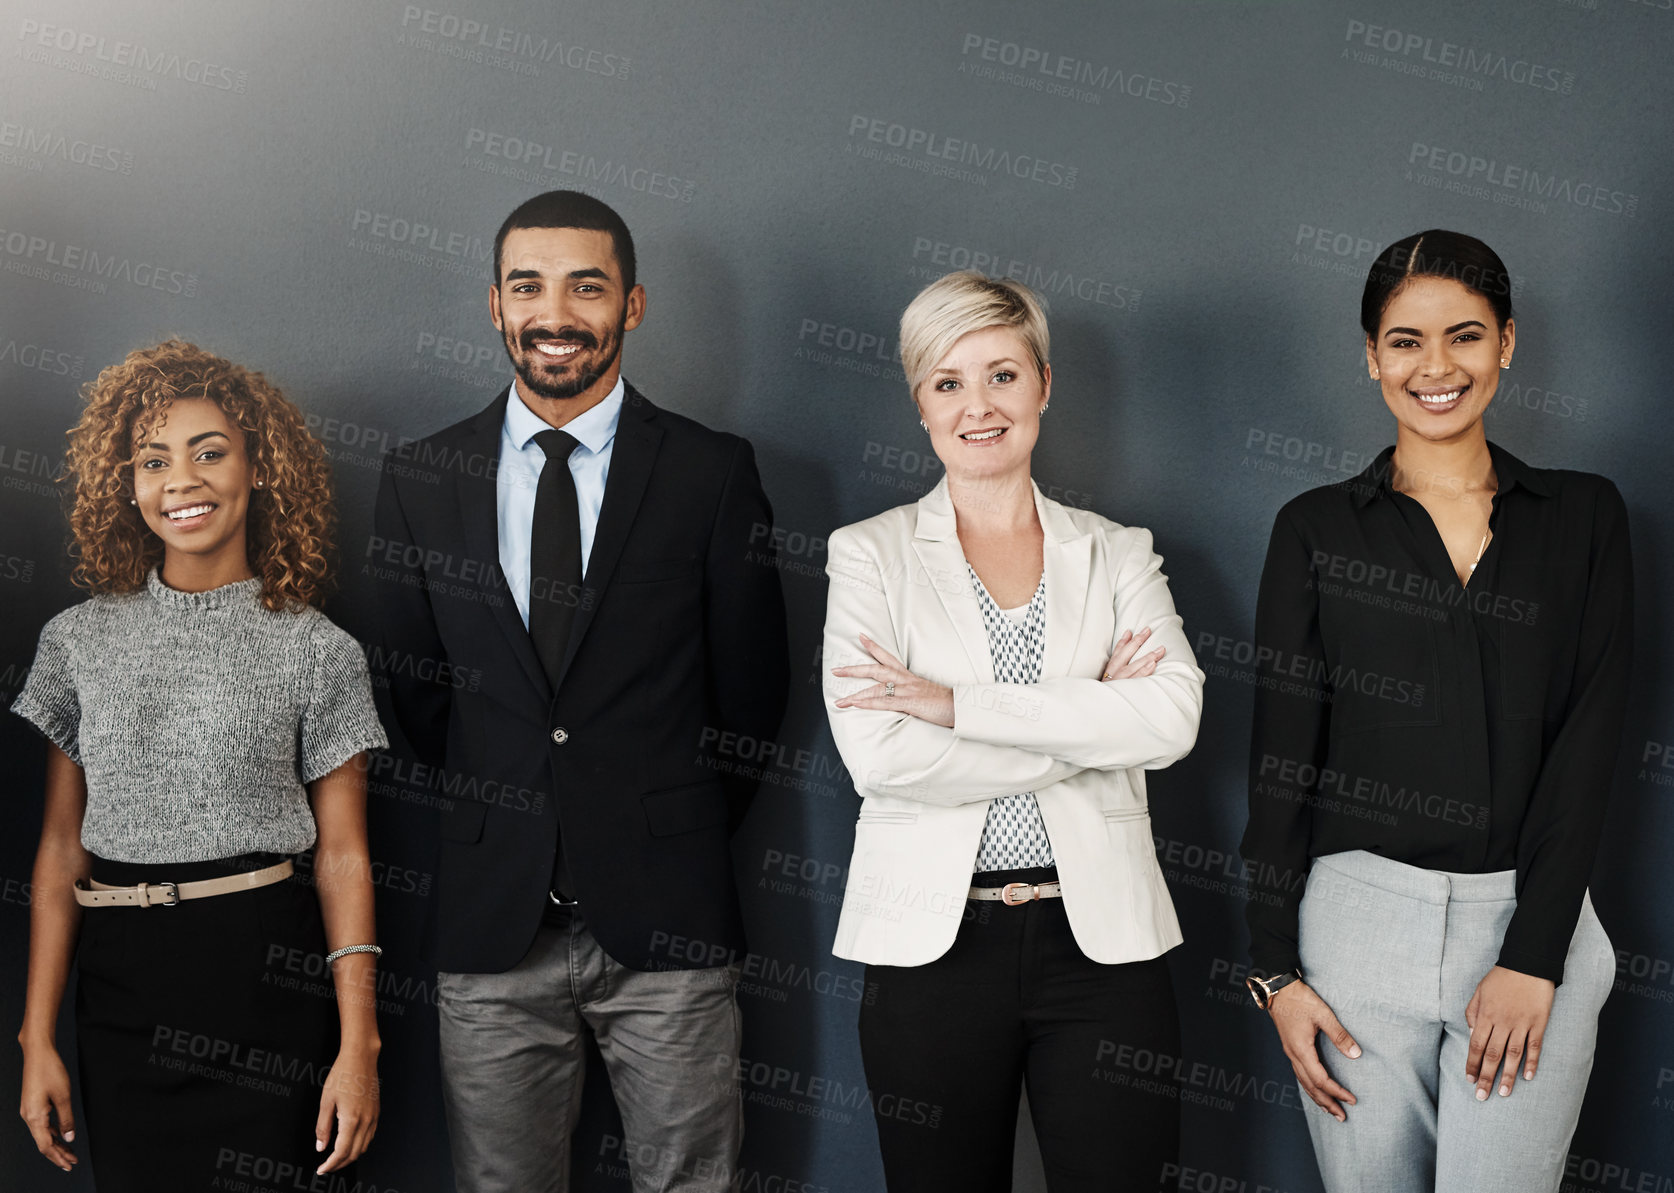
top-left (530, 429), bottom-right (581, 903)
top-left (529, 428), bottom-right (581, 688)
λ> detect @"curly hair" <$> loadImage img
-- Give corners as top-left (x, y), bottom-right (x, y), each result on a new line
top-left (63, 339), bottom-right (337, 612)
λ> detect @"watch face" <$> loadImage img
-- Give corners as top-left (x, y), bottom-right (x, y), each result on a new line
top-left (1244, 976), bottom-right (1270, 1009)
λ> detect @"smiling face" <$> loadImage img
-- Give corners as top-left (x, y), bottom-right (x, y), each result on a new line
top-left (916, 325), bottom-right (1050, 484)
top-left (130, 397), bottom-right (255, 575)
top-left (1366, 275), bottom-right (1514, 446)
top-left (490, 225), bottom-right (646, 413)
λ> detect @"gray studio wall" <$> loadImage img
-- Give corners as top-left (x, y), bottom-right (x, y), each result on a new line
top-left (3, 1), bottom-right (1671, 1189)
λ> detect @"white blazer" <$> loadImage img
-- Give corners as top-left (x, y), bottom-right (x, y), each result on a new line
top-left (823, 476), bottom-right (1204, 966)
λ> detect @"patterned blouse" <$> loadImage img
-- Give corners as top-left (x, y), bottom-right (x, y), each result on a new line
top-left (967, 564), bottom-right (1054, 872)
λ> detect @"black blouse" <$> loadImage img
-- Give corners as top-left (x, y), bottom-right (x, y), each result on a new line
top-left (1240, 441), bottom-right (1633, 985)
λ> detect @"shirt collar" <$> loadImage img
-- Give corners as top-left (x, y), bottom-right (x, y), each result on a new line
top-left (1348, 439), bottom-right (1554, 508)
top-left (504, 376), bottom-right (625, 455)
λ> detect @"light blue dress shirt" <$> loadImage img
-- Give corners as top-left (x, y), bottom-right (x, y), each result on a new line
top-left (497, 376), bottom-right (624, 629)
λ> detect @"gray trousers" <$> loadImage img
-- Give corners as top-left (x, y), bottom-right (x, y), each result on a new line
top-left (436, 906), bottom-right (743, 1193)
top-left (1297, 850), bottom-right (1615, 1193)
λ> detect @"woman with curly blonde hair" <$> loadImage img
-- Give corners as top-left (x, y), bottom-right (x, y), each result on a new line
top-left (12, 340), bottom-right (389, 1187)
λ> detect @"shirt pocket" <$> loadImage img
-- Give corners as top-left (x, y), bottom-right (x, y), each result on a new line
top-left (856, 806), bottom-right (919, 825)
top-left (1496, 561), bottom-right (1584, 722)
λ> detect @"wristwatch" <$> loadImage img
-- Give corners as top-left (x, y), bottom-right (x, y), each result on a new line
top-left (1246, 968), bottom-right (1303, 1010)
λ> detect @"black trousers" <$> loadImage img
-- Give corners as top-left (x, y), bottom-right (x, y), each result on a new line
top-left (74, 853), bottom-right (348, 1192)
top-left (858, 867), bottom-right (1181, 1193)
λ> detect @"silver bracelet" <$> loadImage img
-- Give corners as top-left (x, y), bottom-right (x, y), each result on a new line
top-left (324, 943), bottom-right (383, 965)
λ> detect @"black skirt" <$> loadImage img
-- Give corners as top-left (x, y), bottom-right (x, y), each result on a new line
top-left (73, 852), bottom-right (351, 1192)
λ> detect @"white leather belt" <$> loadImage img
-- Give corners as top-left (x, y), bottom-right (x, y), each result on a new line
top-left (74, 859), bottom-right (294, 908)
top-left (968, 880), bottom-right (1064, 906)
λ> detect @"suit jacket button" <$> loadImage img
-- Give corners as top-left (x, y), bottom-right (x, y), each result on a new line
top-left (551, 727), bottom-right (569, 745)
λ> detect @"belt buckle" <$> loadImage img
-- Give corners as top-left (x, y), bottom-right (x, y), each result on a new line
top-left (1000, 882), bottom-right (1038, 907)
top-left (137, 881), bottom-right (179, 908)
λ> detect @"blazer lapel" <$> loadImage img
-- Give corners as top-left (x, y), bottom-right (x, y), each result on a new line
top-left (458, 390), bottom-right (553, 702)
top-left (910, 478), bottom-right (1095, 684)
top-left (911, 478), bottom-right (994, 683)
top-left (1035, 484), bottom-right (1094, 681)
top-left (553, 383), bottom-right (663, 689)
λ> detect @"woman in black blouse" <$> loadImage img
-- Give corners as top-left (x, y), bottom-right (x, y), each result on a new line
top-left (1240, 230), bottom-right (1630, 1190)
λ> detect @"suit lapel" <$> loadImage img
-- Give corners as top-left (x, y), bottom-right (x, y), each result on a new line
top-left (1036, 487), bottom-right (1093, 681)
top-left (457, 390), bottom-right (553, 702)
top-left (553, 383), bottom-right (663, 689)
top-left (912, 479), bottom-right (994, 683)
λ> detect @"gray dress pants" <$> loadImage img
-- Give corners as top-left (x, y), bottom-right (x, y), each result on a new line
top-left (1296, 850), bottom-right (1615, 1193)
top-left (436, 905), bottom-right (743, 1193)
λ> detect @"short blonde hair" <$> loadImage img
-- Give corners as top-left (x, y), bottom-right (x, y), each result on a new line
top-left (899, 270), bottom-right (1049, 398)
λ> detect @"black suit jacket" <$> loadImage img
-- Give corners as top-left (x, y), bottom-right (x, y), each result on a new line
top-left (372, 383), bottom-right (789, 973)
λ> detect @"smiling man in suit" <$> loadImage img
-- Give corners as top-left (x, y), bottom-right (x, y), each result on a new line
top-left (373, 190), bottom-right (790, 1193)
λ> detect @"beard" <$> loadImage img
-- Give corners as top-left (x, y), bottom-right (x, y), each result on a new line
top-left (505, 316), bottom-right (625, 402)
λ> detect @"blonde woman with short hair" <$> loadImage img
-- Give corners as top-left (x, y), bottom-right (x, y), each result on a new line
top-left (823, 272), bottom-right (1204, 1190)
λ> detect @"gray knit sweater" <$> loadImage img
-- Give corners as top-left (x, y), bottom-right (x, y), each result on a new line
top-left (11, 568), bottom-right (388, 862)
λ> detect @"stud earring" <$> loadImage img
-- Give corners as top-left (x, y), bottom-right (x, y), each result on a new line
top-left (1039, 404), bottom-right (1049, 415)
top-left (254, 479), bottom-right (264, 488)
top-left (1500, 358), bottom-right (1509, 369)
top-left (1372, 369), bottom-right (1380, 380)
top-left (129, 498), bottom-right (136, 505)
top-left (919, 420), bottom-right (928, 431)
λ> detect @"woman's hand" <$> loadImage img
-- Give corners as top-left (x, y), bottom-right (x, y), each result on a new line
top-left (18, 1040), bottom-right (77, 1170)
top-left (832, 634), bottom-right (955, 727)
top-left (1103, 626), bottom-right (1166, 680)
top-left (1266, 980), bottom-right (1361, 1121)
top-left (315, 1040), bottom-right (380, 1173)
top-left (1464, 965), bottom-right (1554, 1100)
